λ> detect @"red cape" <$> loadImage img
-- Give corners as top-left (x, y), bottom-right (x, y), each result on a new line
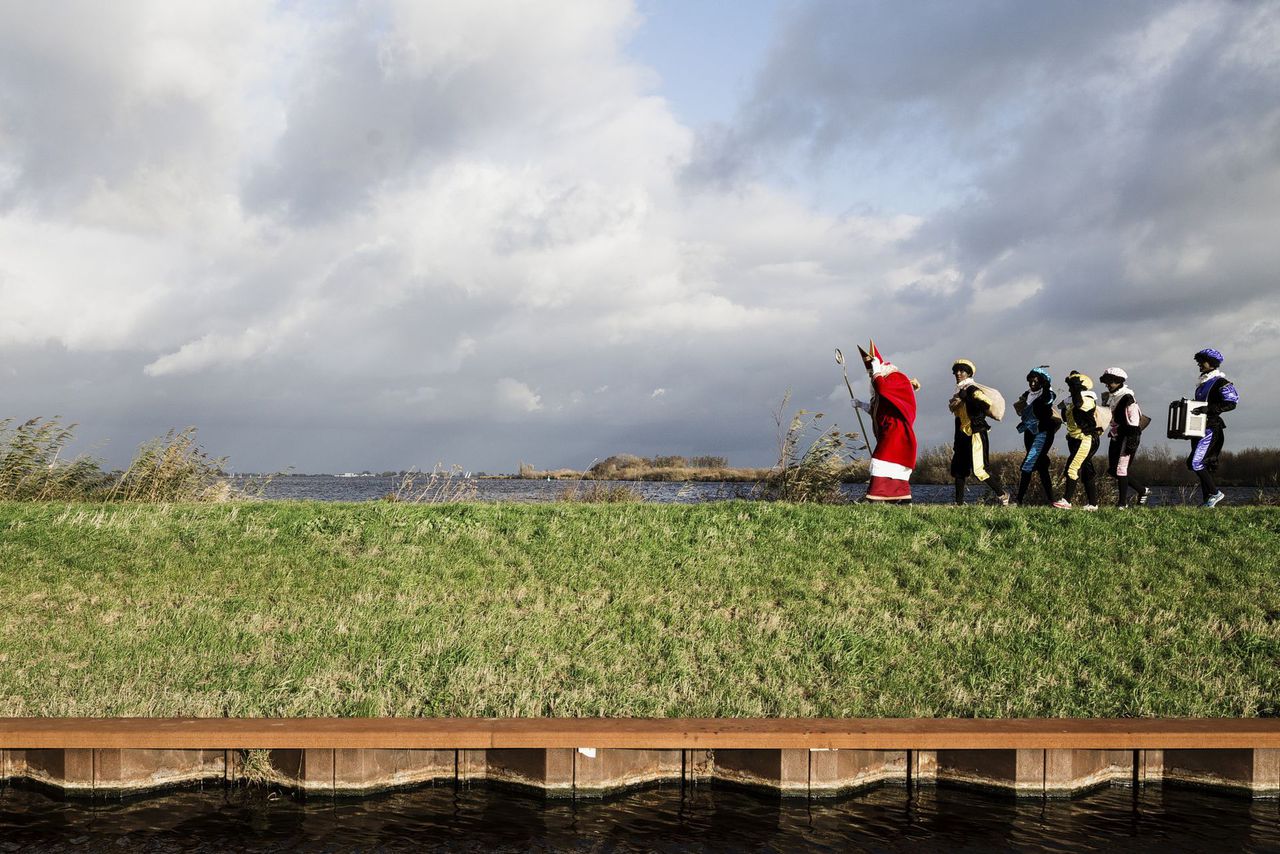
top-left (865, 370), bottom-right (918, 500)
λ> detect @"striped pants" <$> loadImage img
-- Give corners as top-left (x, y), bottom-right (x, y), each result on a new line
top-left (1062, 435), bottom-right (1098, 505)
top-left (1187, 428), bottom-right (1223, 473)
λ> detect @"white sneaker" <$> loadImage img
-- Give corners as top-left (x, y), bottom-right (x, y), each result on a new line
top-left (1203, 491), bottom-right (1226, 508)
top-left (1051, 499), bottom-right (1072, 509)
top-left (1082, 504), bottom-right (1099, 511)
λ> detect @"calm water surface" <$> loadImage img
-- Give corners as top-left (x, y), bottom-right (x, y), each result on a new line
top-left (2, 782), bottom-right (1277, 852)
top-left (242, 475), bottom-right (1275, 506)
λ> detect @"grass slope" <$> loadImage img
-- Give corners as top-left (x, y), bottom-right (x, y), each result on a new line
top-left (1, 502), bottom-right (1277, 718)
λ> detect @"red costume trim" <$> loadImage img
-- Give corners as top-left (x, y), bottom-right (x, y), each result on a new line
top-left (865, 370), bottom-right (918, 501)
top-left (865, 475), bottom-right (912, 501)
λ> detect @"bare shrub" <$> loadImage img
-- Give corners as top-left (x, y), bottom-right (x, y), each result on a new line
top-left (588, 454), bottom-right (644, 477)
top-left (516, 461), bottom-right (580, 479)
top-left (1222, 447), bottom-right (1280, 486)
top-left (1124, 443), bottom-right (1280, 488)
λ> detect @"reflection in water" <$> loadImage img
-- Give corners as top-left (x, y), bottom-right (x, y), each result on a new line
top-left (1, 781), bottom-right (1277, 852)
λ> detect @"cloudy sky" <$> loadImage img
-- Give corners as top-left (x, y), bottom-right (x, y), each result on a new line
top-left (1, 0), bottom-right (1277, 473)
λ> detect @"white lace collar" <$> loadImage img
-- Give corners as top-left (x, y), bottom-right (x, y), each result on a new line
top-left (1106, 385), bottom-right (1135, 410)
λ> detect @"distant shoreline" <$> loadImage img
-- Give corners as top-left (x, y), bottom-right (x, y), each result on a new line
top-left (247, 444), bottom-right (1280, 488)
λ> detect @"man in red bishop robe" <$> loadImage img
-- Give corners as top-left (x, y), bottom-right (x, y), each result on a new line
top-left (854, 341), bottom-right (919, 503)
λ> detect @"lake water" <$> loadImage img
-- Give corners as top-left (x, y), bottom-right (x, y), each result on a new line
top-left (240, 475), bottom-right (1276, 506)
top-left (2, 781), bottom-right (1277, 852)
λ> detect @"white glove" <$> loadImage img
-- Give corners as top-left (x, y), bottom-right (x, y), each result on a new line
top-left (851, 397), bottom-right (871, 412)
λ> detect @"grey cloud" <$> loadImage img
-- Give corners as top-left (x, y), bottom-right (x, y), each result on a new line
top-left (3, 2), bottom-right (1277, 477)
top-left (0, 5), bottom-right (232, 215)
top-left (241, 4), bottom-right (642, 226)
top-left (711, 1), bottom-right (1280, 328)
top-left (684, 0), bottom-right (1162, 188)
top-left (684, 0), bottom-right (1280, 456)
top-left (241, 17), bottom-right (467, 224)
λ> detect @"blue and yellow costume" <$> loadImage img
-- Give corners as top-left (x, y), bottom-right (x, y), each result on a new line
top-left (1014, 366), bottom-right (1058, 505)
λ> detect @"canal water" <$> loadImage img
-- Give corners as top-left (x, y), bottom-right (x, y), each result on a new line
top-left (2, 781), bottom-right (1277, 852)
top-left (241, 474), bottom-right (1275, 506)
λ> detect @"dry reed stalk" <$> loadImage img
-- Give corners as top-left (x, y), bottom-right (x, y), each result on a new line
top-left (385, 465), bottom-right (478, 503)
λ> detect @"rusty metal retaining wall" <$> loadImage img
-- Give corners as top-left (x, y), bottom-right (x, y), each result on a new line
top-left (3, 719), bottom-right (1277, 799)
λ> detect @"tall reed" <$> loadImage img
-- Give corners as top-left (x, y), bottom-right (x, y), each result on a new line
top-left (0, 417), bottom-right (108, 500)
top-left (558, 481), bottom-right (642, 502)
top-left (108, 427), bottom-right (232, 502)
top-left (758, 392), bottom-right (863, 503)
top-left (383, 465), bottom-right (478, 503)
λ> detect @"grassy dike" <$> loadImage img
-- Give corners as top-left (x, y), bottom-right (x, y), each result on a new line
top-left (0, 501), bottom-right (1277, 719)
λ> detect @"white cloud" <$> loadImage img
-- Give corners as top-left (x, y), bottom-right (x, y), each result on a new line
top-left (602, 293), bottom-right (800, 340)
top-left (495, 378), bottom-right (543, 413)
top-left (144, 330), bottom-right (269, 377)
top-left (0, 216), bottom-right (180, 350)
top-left (970, 274), bottom-right (1043, 314)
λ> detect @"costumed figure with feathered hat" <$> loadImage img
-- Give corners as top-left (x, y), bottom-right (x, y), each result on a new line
top-left (1012, 366), bottom-right (1059, 505)
top-left (1186, 347), bottom-right (1238, 508)
top-left (948, 359), bottom-right (1010, 506)
top-left (849, 341), bottom-right (918, 503)
top-left (1051, 371), bottom-right (1104, 510)
top-left (1099, 367), bottom-right (1150, 507)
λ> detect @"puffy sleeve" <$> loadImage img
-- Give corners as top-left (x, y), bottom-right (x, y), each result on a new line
top-left (970, 387), bottom-right (992, 414)
top-left (1115, 395), bottom-right (1142, 438)
top-left (1076, 396), bottom-right (1098, 433)
top-left (1210, 380), bottom-right (1238, 415)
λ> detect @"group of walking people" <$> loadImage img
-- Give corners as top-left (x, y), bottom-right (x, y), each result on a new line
top-left (850, 343), bottom-right (1240, 508)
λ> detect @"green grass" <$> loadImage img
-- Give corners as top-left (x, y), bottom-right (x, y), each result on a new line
top-left (1, 502), bottom-right (1277, 718)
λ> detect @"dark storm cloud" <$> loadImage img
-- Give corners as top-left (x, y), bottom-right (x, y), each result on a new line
top-left (686, 0), bottom-right (1280, 453)
top-left (684, 0), bottom-right (1162, 188)
top-left (3, 1), bottom-right (1277, 473)
top-left (694, 0), bottom-right (1280, 321)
